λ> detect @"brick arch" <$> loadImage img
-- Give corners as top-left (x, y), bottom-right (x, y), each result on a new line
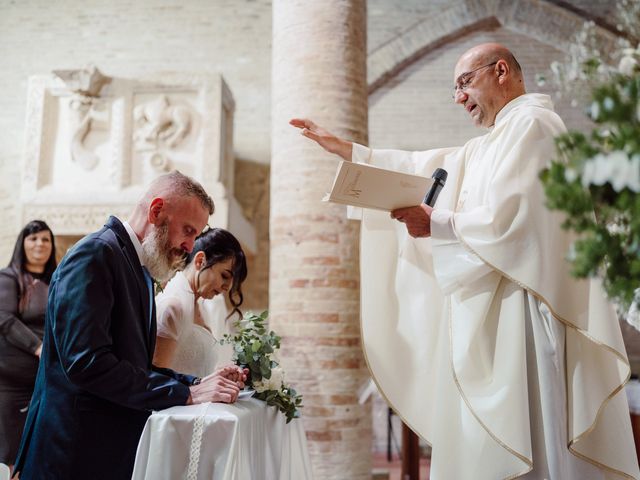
top-left (367, 0), bottom-right (622, 94)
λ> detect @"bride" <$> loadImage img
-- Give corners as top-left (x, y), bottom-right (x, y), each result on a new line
top-left (153, 228), bottom-right (248, 377)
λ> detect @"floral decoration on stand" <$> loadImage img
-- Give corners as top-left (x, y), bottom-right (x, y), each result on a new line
top-left (538, 1), bottom-right (640, 328)
top-left (220, 311), bottom-right (303, 423)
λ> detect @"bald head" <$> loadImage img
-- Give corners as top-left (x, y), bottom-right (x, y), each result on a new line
top-left (453, 43), bottom-right (526, 128)
top-left (456, 43), bottom-right (523, 78)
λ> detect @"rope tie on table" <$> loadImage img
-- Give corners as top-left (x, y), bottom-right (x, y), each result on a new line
top-left (185, 414), bottom-right (206, 480)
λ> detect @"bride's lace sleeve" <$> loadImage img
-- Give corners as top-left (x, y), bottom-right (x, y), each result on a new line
top-left (156, 296), bottom-right (186, 341)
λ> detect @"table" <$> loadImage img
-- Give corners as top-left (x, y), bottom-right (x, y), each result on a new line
top-left (131, 398), bottom-right (313, 480)
top-left (627, 379), bottom-right (640, 465)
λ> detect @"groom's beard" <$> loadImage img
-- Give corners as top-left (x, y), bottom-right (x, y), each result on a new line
top-left (140, 222), bottom-right (187, 283)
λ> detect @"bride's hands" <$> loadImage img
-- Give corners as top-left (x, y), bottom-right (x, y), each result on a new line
top-left (216, 364), bottom-right (248, 388)
top-left (186, 366), bottom-right (248, 405)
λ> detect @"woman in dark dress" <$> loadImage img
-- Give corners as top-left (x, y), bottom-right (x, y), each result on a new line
top-left (0, 220), bottom-right (56, 472)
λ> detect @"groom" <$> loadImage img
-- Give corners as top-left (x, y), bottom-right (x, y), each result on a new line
top-left (14, 171), bottom-right (246, 480)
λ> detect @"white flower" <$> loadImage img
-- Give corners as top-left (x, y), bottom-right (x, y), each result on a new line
top-left (252, 379), bottom-right (269, 393)
top-left (608, 150), bottom-right (631, 191)
top-left (618, 55), bottom-right (638, 75)
top-left (581, 159), bottom-right (594, 187)
top-left (581, 153), bottom-right (606, 187)
top-left (590, 101), bottom-right (600, 120)
top-left (629, 155), bottom-right (640, 192)
top-left (581, 151), bottom-right (640, 192)
top-left (603, 97), bottom-right (615, 111)
top-left (564, 167), bottom-right (578, 182)
top-left (607, 221), bottom-right (627, 235)
top-left (252, 366), bottom-right (285, 393)
top-left (269, 366), bottom-right (285, 389)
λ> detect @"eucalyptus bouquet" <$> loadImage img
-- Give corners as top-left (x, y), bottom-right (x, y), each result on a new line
top-left (220, 311), bottom-right (303, 423)
top-left (539, 5), bottom-right (640, 320)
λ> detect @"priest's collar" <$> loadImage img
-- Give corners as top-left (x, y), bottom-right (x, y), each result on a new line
top-left (492, 93), bottom-right (555, 128)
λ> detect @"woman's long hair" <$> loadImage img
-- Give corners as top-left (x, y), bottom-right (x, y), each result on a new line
top-left (8, 220), bottom-right (57, 312)
top-left (186, 228), bottom-right (248, 319)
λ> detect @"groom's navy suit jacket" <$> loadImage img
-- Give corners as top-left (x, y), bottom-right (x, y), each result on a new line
top-left (14, 216), bottom-right (196, 480)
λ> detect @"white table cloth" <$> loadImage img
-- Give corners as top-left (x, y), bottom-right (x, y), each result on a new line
top-left (627, 379), bottom-right (640, 414)
top-left (131, 398), bottom-right (313, 480)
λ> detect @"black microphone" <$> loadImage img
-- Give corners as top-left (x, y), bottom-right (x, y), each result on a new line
top-left (423, 168), bottom-right (448, 206)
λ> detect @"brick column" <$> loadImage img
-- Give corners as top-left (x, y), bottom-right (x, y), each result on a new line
top-left (270, 1), bottom-right (370, 479)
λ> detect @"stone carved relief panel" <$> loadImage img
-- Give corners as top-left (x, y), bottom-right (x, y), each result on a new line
top-left (21, 67), bottom-right (254, 249)
top-left (22, 204), bottom-right (132, 236)
top-left (133, 94), bottom-right (199, 175)
top-left (54, 66), bottom-right (112, 172)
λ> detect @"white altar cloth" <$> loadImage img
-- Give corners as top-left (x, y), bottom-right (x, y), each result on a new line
top-left (131, 398), bottom-right (313, 480)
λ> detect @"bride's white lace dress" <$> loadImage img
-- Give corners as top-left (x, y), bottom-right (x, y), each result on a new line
top-left (134, 276), bottom-right (314, 480)
top-left (155, 271), bottom-right (232, 377)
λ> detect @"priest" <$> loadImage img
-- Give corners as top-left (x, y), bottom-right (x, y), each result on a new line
top-left (291, 43), bottom-right (640, 479)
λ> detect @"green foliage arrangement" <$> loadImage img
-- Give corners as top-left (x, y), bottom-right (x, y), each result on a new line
top-left (539, 38), bottom-right (640, 313)
top-left (220, 311), bottom-right (303, 423)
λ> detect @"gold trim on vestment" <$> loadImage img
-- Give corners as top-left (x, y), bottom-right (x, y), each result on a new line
top-left (452, 217), bottom-right (636, 480)
top-left (447, 300), bottom-right (534, 479)
top-left (358, 330), bottom-right (434, 444)
top-left (357, 208), bottom-right (636, 479)
top-left (357, 220), bottom-right (434, 447)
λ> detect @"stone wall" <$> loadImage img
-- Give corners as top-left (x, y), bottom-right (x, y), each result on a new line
top-left (366, 0), bottom-right (619, 55)
top-left (234, 159), bottom-right (270, 310)
top-left (0, 0), bottom-right (273, 264)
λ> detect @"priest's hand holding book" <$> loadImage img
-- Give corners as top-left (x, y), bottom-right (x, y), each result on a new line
top-left (290, 117), bottom-right (433, 237)
top-left (391, 204), bottom-right (432, 238)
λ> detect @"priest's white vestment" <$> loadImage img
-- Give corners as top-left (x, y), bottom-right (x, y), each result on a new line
top-left (357, 94), bottom-right (640, 479)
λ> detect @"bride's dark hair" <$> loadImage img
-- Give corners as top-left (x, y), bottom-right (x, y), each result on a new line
top-left (186, 228), bottom-right (248, 319)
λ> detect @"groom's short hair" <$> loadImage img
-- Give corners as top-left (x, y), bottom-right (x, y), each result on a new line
top-left (145, 170), bottom-right (214, 215)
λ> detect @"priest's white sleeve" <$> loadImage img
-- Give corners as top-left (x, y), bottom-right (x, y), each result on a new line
top-left (430, 208), bottom-right (495, 295)
top-left (352, 142), bottom-right (457, 175)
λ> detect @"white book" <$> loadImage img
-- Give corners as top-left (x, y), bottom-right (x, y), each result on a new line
top-left (323, 161), bottom-right (432, 211)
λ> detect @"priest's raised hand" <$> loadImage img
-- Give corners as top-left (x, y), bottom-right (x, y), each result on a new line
top-left (289, 118), bottom-right (353, 161)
